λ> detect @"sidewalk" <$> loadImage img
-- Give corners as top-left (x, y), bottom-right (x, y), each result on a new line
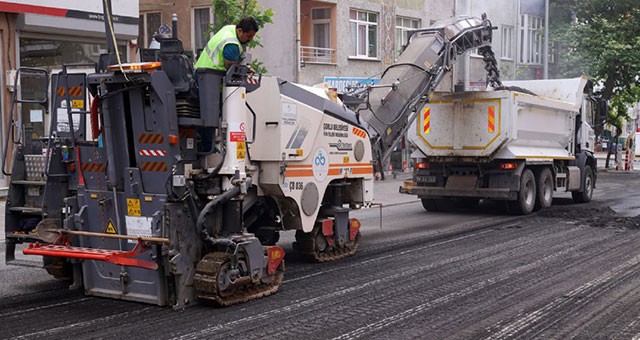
top-left (595, 151), bottom-right (640, 172)
top-left (373, 171), bottom-right (419, 207)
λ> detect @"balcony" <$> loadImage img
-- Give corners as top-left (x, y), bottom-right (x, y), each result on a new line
top-left (300, 46), bottom-right (336, 65)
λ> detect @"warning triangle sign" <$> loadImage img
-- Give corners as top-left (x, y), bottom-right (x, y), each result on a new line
top-left (105, 220), bottom-right (117, 234)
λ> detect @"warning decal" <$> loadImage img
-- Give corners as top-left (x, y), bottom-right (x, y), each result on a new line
top-left (105, 220), bottom-right (117, 234)
top-left (230, 131), bottom-right (246, 142)
top-left (127, 198), bottom-right (141, 216)
top-left (237, 141), bottom-right (246, 159)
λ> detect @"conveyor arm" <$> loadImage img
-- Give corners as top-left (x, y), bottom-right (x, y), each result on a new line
top-left (354, 15), bottom-right (500, 176)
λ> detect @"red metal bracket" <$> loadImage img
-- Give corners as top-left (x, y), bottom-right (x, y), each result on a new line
top-left (320, 218), bottom-right (335, 247)
top-left (23, 240), bottom-right (158, 270)
top-left (266, 246), bottom-right (285, 275)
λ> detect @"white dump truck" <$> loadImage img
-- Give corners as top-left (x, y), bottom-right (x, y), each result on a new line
top-left (400, 76), bottom-right (606, 214)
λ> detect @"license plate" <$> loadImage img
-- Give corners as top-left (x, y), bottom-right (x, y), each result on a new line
top-left (416, 175), bottom-right (436, 183)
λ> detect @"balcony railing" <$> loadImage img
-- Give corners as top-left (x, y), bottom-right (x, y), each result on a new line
top-left (299, 46), bottom-right (336, 65)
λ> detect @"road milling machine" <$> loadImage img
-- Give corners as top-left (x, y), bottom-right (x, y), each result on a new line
top-left (3, 6), bottom-right (499, 307)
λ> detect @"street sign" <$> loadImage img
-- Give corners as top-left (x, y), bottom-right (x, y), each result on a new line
top-left (323, 77), bottom-right (380, 94)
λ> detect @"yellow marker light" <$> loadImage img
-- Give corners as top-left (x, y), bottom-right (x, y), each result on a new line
top-left (296, 149), bottom-right (304, 156)
top-left (107, 62), bottom-right (162, 73)
top-left (144, 196), bottom-right (153, 202)
top-left (90, 193), bottom-right (98, 199)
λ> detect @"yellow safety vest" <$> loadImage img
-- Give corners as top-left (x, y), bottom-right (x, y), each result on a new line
top-left (195, 25), bottom-right (242, 71)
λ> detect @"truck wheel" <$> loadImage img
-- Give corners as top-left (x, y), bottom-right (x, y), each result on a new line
top-left (572, 165), bottom-right (593, 203)
top-left (456, 198), bottom-right (480, 209)
top-left (534, 167), bottom-right (554, 210)
top-left (421, 198), bottom-right (440, 212)
top-left (421, 198), bottom-right (454, 212)
top-left (508, 168), bottom-right (536, 215)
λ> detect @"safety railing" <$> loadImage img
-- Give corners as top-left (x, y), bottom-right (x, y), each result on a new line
top-left (299, 46), bottom-right (336, 65)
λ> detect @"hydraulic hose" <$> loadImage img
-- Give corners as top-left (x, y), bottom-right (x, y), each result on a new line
top-left (196, 178), bottom-right (252, 244)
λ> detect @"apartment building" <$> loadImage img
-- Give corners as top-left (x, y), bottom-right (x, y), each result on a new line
top-left (253, 0), bottom-right (454, 86)
top-left (137, 0), bottom-right (548, 88)
top-left (138, 0), bottom-right (213, 58)
top-left (455, 0), bottom-right (548, 90)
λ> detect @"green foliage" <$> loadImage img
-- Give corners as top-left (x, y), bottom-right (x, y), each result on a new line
top-left (209, 0), bottom-right (274, 74)
top-left (607, 86), bottom-right (640, 130)
top-left (550, 0), bottom-right (640, 103)
top-left (602, 86), bottom-right (639, 167)
top-left (210, 0), bottom-right (274, 50)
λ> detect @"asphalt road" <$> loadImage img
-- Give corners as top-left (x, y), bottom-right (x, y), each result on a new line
top-left (1, 170), bottom-right (640, 339)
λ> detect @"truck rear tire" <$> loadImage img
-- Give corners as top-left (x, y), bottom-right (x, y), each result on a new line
top-left (572, 165), bottom-right (593, 203)
top-left (508, 168), bottom-right (536, 215)
top-left (421, 198), bottom-right (440, 212)
top-left (421, 198), bottom-right (454, 212)
top-left (534, 167), bottom-right (553, 210)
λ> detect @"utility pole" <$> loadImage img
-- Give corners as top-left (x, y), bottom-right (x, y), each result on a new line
top-left (543, 0), bottom-right (549, 79)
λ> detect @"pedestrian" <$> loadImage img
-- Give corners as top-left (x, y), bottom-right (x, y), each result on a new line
top-left (195, 17), bottom-right (259, 71)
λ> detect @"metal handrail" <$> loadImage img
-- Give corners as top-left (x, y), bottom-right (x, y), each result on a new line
top-left (2, 67), bottom-right (49, 176)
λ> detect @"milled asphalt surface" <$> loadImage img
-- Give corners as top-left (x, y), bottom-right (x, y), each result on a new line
top-left (0, 171), bottom-right (417, 244)
top-left (1, 149), bottom-right (638, 243)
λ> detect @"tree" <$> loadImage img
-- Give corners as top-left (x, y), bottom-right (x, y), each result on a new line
top-left (604, 87), bottom-right (639, 168)
top-left (550, 0), bottom-right (640, 161)
top-left (209, 0), bottom-right (274, 74)
top-left (550, 1), bottom-right (640, 99)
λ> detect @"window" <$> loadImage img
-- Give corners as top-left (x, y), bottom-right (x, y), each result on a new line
top-left (21, 37), bottom-right (126, 68)
top-left (395, 16), bottom-right (420, 58)
top-left (349, 9), bottom-right (378, 58)
top-left (193, 7), bottom-right (213, 52)
top-left (138, 12), bottom-right (162, 48)
top-left (312, 8), bottom-right (331, 56)
top-left (501, 25), bottom-right (514, 59)
top-left (519, 14), bottom-right (544, 65)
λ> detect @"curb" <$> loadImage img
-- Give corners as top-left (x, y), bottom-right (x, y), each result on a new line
top-left (374, 199), bottom-right (420, 208)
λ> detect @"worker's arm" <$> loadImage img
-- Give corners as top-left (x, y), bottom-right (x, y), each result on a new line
top-left (223, 44), bottom-right (241, 70)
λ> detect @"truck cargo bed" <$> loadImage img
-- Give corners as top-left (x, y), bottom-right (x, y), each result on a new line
top-left (408, 87), bottom-right (580, 162)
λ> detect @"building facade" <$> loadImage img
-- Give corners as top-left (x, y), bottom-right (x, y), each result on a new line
top-left (137, 0), bottom-right (549, 88)
top-left (253, 0), bottom-right (455, 86)
top-left (138, 0), bottom-right (213, 59)
top-left (457, 0), bottom-right (548, 88)
top-left (0, 0), bottom-right (138, 187)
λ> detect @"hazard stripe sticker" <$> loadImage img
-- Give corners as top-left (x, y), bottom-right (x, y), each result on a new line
top-left (140, 161), bottom-right (167, 172)
top-left (56, 86), bottom-right (83, 97)
top-left (488, 105), bottom-right (495, 133)
top-left (138, 133), bottom-right (164, 144)
top-left (423, 107), bottom-right (431, 134)
top-left (81, 162), bottom-right (106, 172)
top-left (139, 149), bottom-right (167, 157)
top-left (352, 127), bottom-right (367, 139)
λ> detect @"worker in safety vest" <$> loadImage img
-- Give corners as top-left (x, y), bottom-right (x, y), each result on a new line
top-left (195, 17), bottom-right (259, 71)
